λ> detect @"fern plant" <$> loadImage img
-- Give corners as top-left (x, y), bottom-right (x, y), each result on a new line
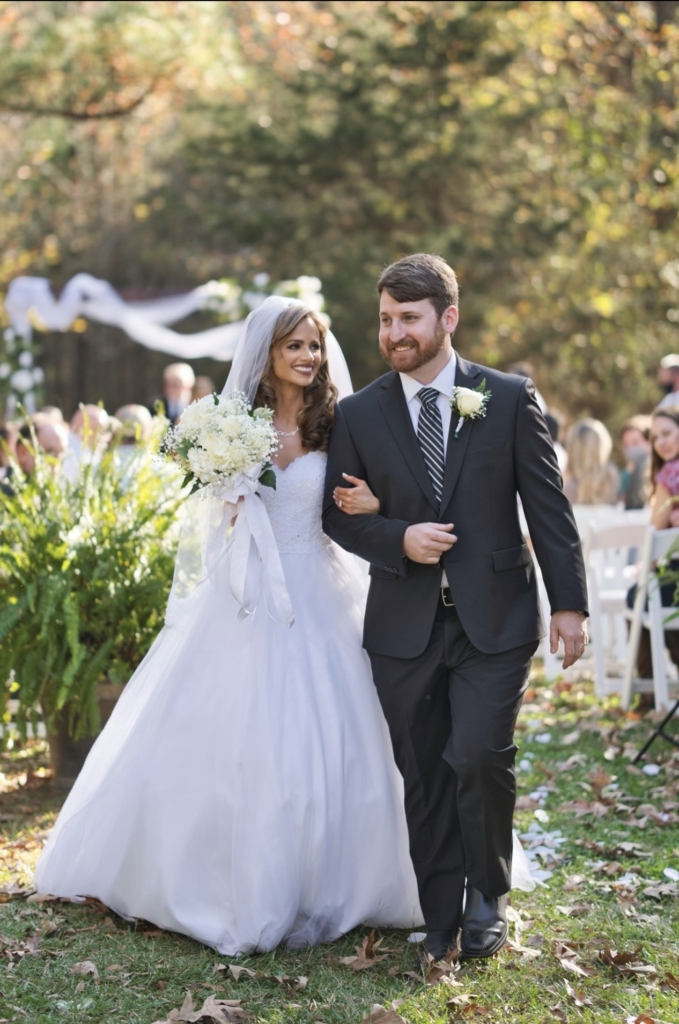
top-left (0, 435), bottom-right (182, 742)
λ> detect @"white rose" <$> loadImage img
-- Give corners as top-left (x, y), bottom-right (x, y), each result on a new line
top-left (219, 398), bottom-right (242, 416)
top-left (455, 387), bottom-right (484, 417)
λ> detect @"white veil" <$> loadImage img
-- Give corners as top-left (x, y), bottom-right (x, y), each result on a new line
top-left (165, 296), bottom-right (353, 629)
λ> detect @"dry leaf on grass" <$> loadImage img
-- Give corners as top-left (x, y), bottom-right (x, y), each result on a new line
top-left (152, 991), bottom-right (254, 1024)
top-left (563, 979), bottom-right (592, 1006)
top-left (360, 1005), bottom-right (407, 1024)
top-left (560, 798), bottom-right (611, 818)
top-left (552, 940), bottom-right (596, 978)
top-left (213, 964), bottom-right (307, 990)
top-left (71, 960), bottom-right (99, 982)
top-left (425, 948), bottom-right (462, 987)
top-left (555, 904), bottom-right (589, 917)
top-left (599, 946), bottom-right (657, 977)
top-left (642, 882), bottom-right (679, 899)
top-left (661, 972), bottom-right (679, 992)
top-left (339, 930), bottom-right (395, 970)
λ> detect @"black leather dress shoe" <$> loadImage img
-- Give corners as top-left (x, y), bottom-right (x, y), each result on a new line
top-left (423, 928), bottom-right (458, 961)
top-left (460, 887), bottom-right (507, 958)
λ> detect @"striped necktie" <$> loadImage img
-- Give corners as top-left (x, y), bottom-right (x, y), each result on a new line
top-left (417, 387), bottom-right (445, 505)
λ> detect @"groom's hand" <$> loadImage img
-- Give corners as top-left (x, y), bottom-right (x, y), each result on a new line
top-left (403, 523), bottom-right (457, 564)
top-left (550, 610), bottom-right (588, 669)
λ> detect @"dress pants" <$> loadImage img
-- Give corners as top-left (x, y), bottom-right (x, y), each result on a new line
top-left (369, 599), bottom-right (538, 931)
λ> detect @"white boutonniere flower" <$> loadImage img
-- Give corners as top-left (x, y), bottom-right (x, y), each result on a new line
top-left (449, 379), bottom-right (491, 439)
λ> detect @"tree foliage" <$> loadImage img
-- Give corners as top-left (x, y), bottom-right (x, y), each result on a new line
top-left (1, 1), bottom-right (678, 428)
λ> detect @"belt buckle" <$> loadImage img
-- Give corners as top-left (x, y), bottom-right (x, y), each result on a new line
top-left (441, 587), bottom-right (454, 608)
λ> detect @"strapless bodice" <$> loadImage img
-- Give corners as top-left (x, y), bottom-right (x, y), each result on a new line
top-left (259, 451), bottom-right (332, 555)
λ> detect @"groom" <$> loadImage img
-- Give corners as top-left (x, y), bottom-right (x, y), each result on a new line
top-left (322, 254), bottom-right (588, 960)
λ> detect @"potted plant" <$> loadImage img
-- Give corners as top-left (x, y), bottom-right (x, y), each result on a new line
top-left (0, 423), bottom-right (182, 787)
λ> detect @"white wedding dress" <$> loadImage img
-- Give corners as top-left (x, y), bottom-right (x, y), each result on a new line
top-left (35, 450), bottom-right (533, 954)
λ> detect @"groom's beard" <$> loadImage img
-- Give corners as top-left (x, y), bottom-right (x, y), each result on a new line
top-left (380, 321), bottom-right (448, 374)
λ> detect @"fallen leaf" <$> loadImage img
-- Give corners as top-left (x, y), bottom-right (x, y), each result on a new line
top-left (560, 799), bottom-right (610, 818)
top-left (563, 874), bottom-right (586, 890)
top-left (599, 946), bottom-right (657, 977)
top-left (560, 730), bottom-right (581, 746)
top-left (425, 947), bottom-right (462, 986)
top-left (69, 959), bottom-right (99, 982)
top-left (555, 904), bottom-right (589, 917)
top-left (587, 766), bottom-right (612, 792)
top-left (360, 1006), bottom-right (407, 1024)
top-left (152, 991), bottom-right (254, 1023)
top-left (339, 930), bottom-right (393, 971)
top-left (603, 745), bottom-right (620, 761)
top-left (75, 980), bottom-right (85, 994)
top-left (642, 882), bottom-right (679, 899)
top-left (515, 795), bottom-right (540, 810)
top-left (555, 753), bottom-right (588, 771)
top-left (563, 979), bottom-right (592, 1006)
top-left (225, 966), bottom-right (257, 982)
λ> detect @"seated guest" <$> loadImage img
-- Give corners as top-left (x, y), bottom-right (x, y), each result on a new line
top-left (192, 375), bottom-right (215, 401)
top-left (628, 407), bottom-right (679, 685)
top-left (657, 354), bottom-right (679, 410)
top-left (564, 418), bottom-right (620, 506)
top-left (544, 410), bottom-right (568, 477)
top-left (69, 404), bottom-right (110, 462)
top-left (153, 363), bottom-right (195, 424)
top-left (111, 405), bottom-right (153, 470)
top-left (39, 405), bottom-right (66, 425)
top-left (619, 415), bottom-right (651, 510)
top-left (14, 419), bottom-right (70, 477)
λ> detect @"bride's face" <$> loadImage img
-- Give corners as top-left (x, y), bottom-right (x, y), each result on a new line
top-left (271, 316), bottom-right (323, 387)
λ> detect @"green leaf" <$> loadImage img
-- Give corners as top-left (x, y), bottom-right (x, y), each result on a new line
top-left (259, 467), bottom-right (277, 490)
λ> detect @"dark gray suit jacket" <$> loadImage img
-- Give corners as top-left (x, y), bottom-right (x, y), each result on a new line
top-left (322, 356), bottom-right (587, 659)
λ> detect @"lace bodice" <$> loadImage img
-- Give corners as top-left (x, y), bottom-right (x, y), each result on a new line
top-left (260, 451), bottom-right (332, 555)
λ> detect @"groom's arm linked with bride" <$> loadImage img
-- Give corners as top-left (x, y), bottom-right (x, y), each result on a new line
top-left (322, 254), bottom-right (588, 962)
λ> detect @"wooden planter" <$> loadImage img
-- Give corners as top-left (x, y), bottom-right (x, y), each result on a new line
top-left (46, 682), bottom-right (125, 790)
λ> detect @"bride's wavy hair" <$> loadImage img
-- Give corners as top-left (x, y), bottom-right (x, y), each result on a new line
top-left (254, 304), bottom-right (338, 451)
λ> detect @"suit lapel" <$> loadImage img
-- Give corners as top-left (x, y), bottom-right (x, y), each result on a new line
top-left (377, 373), bottom-right (438, 511)
top-left (439, 357), bottom-right (482, 518)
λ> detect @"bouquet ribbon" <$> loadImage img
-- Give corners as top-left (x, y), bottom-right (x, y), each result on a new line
top-left (213, 470), bottom-right (294, 628)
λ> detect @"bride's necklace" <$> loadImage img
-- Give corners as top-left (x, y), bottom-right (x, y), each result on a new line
top-left (275, 426), bottom-right (299, 437)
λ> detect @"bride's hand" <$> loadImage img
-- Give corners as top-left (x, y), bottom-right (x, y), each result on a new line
top-left (333, 474), bottom-right (380, 515)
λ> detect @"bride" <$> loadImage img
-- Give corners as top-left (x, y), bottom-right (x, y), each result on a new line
top-left (35, 296), bottom-right (531, 955)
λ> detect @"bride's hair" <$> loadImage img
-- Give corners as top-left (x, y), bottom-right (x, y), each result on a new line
top-left (254, 304), bottom-right (338, 451)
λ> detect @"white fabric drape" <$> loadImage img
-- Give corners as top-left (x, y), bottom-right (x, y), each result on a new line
top-left (5, 273), bottom-right (246, 360)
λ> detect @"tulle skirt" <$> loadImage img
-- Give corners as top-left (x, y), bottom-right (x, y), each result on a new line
top-left (34, 545), bottom-right (424, 953)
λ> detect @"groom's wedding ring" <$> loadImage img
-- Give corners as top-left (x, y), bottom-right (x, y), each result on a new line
top-left (338, 499), bottom-right (343, 508)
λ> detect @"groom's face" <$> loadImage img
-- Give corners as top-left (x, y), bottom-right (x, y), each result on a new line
top-left (378, 293), bottom-right (456, 374)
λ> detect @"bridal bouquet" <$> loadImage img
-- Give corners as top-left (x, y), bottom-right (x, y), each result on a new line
top-left (160, 391), bottom-right (278, 498)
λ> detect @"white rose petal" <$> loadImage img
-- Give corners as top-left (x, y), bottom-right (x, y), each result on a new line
top-left (455, 388), bottom-right (484, 416)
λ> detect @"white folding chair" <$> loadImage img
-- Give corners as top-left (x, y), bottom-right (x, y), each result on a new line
top-left (622, 526), bottom-right (679, 711)
top-left (584, 522), bottom-right (649, 697)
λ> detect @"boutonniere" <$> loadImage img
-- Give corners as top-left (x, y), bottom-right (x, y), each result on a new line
top-left (449, 379), bottom-right (492, 439)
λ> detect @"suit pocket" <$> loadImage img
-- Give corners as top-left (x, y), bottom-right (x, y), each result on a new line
top-left (492, 543), bottom-right (532, 572)
top-left (369, 564), bottom-right (399, 580)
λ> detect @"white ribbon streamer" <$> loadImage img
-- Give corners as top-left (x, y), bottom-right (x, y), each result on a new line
top-left (5, 273), bottom-right (245, 360)
top-left (212, 472), bottom-right (294, 629)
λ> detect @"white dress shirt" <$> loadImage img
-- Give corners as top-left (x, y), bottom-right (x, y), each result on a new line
top-left (399, 351), bottom-right (457, 588)
top-left (658, 390), bottom-right (679, 411)
top-left (399, 350), bottom-right (457, 458)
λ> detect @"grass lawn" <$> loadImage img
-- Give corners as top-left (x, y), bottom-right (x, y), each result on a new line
top-left (1, 673), bottom-right (678, 1024)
